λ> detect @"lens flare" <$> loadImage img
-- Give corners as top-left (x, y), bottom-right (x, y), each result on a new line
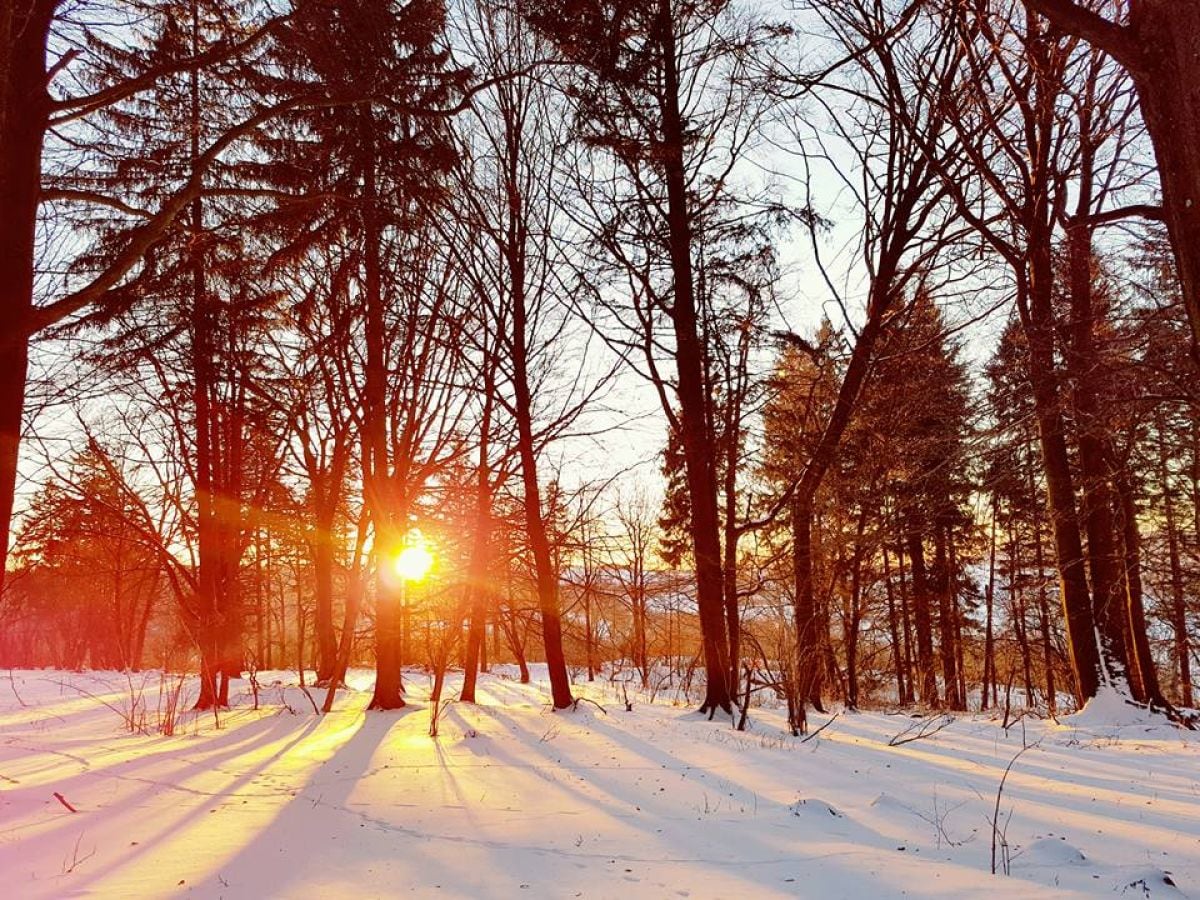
top-left (392, 542), bottom-right (433, 582)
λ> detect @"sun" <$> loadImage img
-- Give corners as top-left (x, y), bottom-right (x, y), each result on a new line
top-left (392, 542), bottom-right (433, 582)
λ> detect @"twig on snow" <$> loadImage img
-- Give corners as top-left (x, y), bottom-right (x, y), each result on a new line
top-left (6, 669), bottom-right (28, 708)
top-left (572, 696), bottom-right (608, 715)
top-left (801, 711), bottom-right (841, 744)
top-left (888, 713), bottom-right (954, 747)
top-left (54, 791), bottom-right (78, 813)
top-left (297, 683), bottom-right (321, 716)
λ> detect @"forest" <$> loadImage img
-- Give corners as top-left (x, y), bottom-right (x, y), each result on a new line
top-left (2, 0), bottom-right (1199, 727)
top-left (1, 0), bottom-right (1198, 727)
top-left (3, 0), bottom-right (1200, 896)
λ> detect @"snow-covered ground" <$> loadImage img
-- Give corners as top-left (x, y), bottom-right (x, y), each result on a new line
top-left (1, 667), bottom-right (1195, 899)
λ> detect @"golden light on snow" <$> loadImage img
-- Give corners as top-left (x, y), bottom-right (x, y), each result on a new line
top-left (392, 533), bottom-right (433, 582)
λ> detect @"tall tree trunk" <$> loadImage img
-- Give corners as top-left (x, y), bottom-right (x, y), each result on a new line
top-left (906, 530), bottom-right (938, 706)
top-left (0, 2), bottom-right (52, 596)
top-left (508, 213), bottom-right (573, 711)
top-left (584, 583), bottom-right (596, 682)
top-left (1031, 510), bottom-right (1058, 714)
top-left (791, 496), bottom-right (823, 719)
top-left (882, 542), bottom-right (907, 705)
top-left (1065, 177), bottom-right (1136, 699)
top-left (459, 396), bottom-right (494, 704)
top-left (951, 533), bottom-right (967, 708)
top-left (1009, 522), bottom-right (1034, 707)
top-left (363, 119), bottom-right (404, 712)
top-left (313, 501), bottom-right (338, 685)
top-left (1112, 462), bottom-right (1164, 707)
top-left (323, 509), bottom-right (369, 713)
top-left (934, 525), bottom-right (962, 710)
top-left (657, 10), bottom-right (731, 715)
top-left (722, 475), bottom-right (740, 703)
top-left (189, 9), bottom-right (226, 710)
top-left (896, 536), bottom-right (915, 703)
top-left (1157, 423), bottom-right (1193, 707)
top-left (844, 509), bottom-right (867, 710)
top-left (1017, 266), bottom-right (1107, 700)
top-left (983, 499), bottom-right (998, 710)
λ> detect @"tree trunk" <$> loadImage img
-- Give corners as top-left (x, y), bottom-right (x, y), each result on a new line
top-left (844, 510), bottom-right (867, 710)
top-left (722, 482), bottom-right (740, 703)
top-left (882, 542), bottom-right (908, 705)
top-left (1031, 509), bottom-right (1058, 714)
top-left (0, 2), bottom-right (52, 596)
top-left (791, 496), bottom-right (823, 718)
top-left (1157, 423), bottom-right (1193, 707)
top-left (508, 209), bottom-right (573, 711)
top-left (1112, 462), bottom-right (1165, 707)
top-left (313, 505), bottom-right (338, 685)
top-left (1009, 522), bottom-right (1034, 707)
top-left (983, 500), bottom-right (998, 710)
top-left (906, 530), bottom-right (938, 706)
top-left (1127, 4), bottom-right (1200, 362)
top-left (1064, 201), bottom-right (1135, 698)
top-left (896, 536), bottom-right (915, 703)
top-left (460, 381), bottom-right (495, 704)
top-left (1016, 266), bottom-right (1107, 700)
top-left (656, 6), bottom-right (732, 716)
top-left (458, 519), bottom-right (492, 704)
top-left (323, 511), bottom-right (369, 713)
top-left (934, 525), bottom-right (962, 710)
top-left (189, 45), bottom-right (223, 711)
top-left (362, 120), bottom-right (404, 712)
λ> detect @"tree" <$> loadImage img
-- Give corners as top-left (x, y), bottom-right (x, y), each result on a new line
top-left (768, 0), bottom-right (969, 719)
top-left (252, 0), bottom-right (468, 710)
top-left (60, 0), bottom-right (293, 707)
top-left (866, 294), bottom-right (974, 709)
top-left (1024, 0), bottom-right (1200, 362)
top-left (11, 450), bottom-right (164, 670)
top-left (933, 0), bottom-right (1126, 703)
top-left (0, 0), bottom-right (295, 594)
top-left (445, 0), bottom-right (609, 709)
top-left (527, 0), bottom-right (783, 716)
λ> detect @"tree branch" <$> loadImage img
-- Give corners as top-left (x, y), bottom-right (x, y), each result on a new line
top-left (1022, 0), bottom-right (1140, 70)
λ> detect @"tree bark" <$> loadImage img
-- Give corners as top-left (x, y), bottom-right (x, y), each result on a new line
top-left (1017, 260), bottom-right (1107, 700)
top-left (934, 525), bottom-right (962, 710)
top-left (0, 1), bottom-right (53, 596)
top-left (882, 542), bottom-right (908, 705)
top-left (983, 499), bottom-right (998, 710)
top-left (1112, 461), bottom-right (1165, 707)
top-left (322, 510), bottom-right (368, 713)
top-left (459, 412), bottom-right (494, 704)
top-left (1157, 422), bottom-right (1193, 707)
top-left (313, 503), bottom-right (338, 685)
top-left (906, 531), bottom-right (938, 706)
top-left (1063, 147), bottom-right (1134, 698)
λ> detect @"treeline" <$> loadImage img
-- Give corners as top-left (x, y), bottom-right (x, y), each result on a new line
top-left (0, 0), bottom-right (1197, 726)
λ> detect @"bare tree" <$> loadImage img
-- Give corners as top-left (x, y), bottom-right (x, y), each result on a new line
top-left (527, 0), bottom-right (784, 716)
top-left (770, 0), bottom-right (970, 719)
top-left (1023, 0), bottom-right (1200, 362)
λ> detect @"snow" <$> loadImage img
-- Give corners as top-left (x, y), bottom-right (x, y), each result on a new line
top-left (1, 667), bottom-right (1196, 898)
top-left (1057, 683), bottom-right (1174, 733)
